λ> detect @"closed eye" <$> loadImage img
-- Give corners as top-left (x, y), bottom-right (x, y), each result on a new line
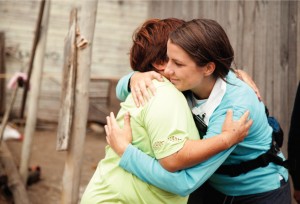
top-left (174, 61), bottom-right (184, 67)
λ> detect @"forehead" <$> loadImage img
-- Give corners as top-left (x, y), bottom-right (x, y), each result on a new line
top-left (167, 40), bottom-right (183, 55)
top-left (167, 40), bottom-right (192, 61)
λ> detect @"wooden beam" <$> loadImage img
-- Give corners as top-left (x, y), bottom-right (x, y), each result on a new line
top-left (19, 0), bottom-right (51, 184)
top-left (19, 0), bottom-right (46, 119)
top-left (0, 32), bottom-right (5, 116)
top-left (56, 8), bottom-right (77, 151)
top-left (0, 87), bottom-right (18, 143)
top-left (0, 142), bottom-right (30, 204)
top-left (61, 1), bottom-right (98, 203)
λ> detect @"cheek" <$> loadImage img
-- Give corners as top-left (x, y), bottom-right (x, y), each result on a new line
top-left (185, 70), bottom-right (203, 85)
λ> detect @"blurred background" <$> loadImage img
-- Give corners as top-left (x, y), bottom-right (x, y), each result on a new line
top-left (0, 0), bottom-right (299, 203)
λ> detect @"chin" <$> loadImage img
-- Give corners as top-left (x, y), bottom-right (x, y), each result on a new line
top-left (175, 86), bottom-right (184, 91)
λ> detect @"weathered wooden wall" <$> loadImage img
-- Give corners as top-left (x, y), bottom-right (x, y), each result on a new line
top-left (0, 0), bottom-right (148, 123)
top-left (148, 0), bottom-right (300, 149)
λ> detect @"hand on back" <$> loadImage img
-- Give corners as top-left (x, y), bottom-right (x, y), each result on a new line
top-left (130, 71), bottom-right (163, 107)
top-left (105, 112), bottom-right (132, 156)
top-left (221, 110), bottom-right (253, 148)
top-left (235, 69), bottom-right (262, 101)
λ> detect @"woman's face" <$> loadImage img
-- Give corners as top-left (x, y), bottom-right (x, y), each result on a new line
top-left (164, 40), bottom-right (206, 93)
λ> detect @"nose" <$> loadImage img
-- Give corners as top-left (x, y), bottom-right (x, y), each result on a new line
top-left (164, 61), bottom-right (174, 76)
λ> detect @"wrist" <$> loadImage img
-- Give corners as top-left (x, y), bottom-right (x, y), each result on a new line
top-left (220, 132), bottom-right (232, 149)
top-left (116, 142), bottom-right (130, 157)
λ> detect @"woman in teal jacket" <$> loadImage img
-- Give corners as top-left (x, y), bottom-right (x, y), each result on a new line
top-left (106, 19), bottom-right (291, 204)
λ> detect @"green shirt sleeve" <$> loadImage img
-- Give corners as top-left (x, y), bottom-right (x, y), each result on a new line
top-left (142, 81), bottom-right (199, 159)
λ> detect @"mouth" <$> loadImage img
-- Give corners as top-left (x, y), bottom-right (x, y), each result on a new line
top-left (170, 78), bottom-right (179, 84)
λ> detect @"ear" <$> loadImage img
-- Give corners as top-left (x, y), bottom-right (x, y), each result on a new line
top-left (204, 62), bottom-right (215, 77)
top-left (152, 62), bottom-right (166, 71)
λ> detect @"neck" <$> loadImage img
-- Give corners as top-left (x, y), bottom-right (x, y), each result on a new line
top-left (191, 77), bottom-right (217, 100)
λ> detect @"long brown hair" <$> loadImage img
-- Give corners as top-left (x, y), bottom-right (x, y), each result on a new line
top-left (130, 18), bottom-right (185, 72)
top-left (169, 19), bottom-right (234, 81)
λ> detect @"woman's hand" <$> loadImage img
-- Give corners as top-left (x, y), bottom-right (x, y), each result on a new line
top-left (130, 71), bottom-right (163, 107)
top-left (221, 110), bottom-right (253, 148)
top-left (235, 69), bottom-right (262, 101)
top-left (104, 112), bottom-right (133, 156)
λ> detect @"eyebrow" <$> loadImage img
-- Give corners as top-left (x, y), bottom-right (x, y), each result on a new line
top-left (172, 58), bottom-right (184, 65)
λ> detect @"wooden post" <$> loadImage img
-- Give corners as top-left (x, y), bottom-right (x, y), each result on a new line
top-left (19, 0), bottom-right (46, 119)
top-left (0, 32), bottom-right (5, 116)
top-left (56, 9), bottom-right (77, 151)
top-left (0, 87), bottom-right (18, 143)
top-left (0, 142), bottom-right (30, 204)
top-left (61, 1), bottom-right (98, 203)
top-left (19, 0), bottom-right (51, 184)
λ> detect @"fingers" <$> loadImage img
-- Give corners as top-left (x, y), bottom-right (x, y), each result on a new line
top-left (150, 71), bottom-right (164, 82)
top-left (145, 79), bottom-right (156, 98)
top-left (131, 88), bottom-right (140, 108)
top-left (235, 69), bottom-right (243, 80)
top-left (224, 109), bottom-right (233, 124)
top-left (250, 83), bottom-right (262, 101)
top-left (239, 110), bottom-right (252, 136)
top-left (106, 115), bottom-right (112, 132)
top-left (139, 80), bottom-right (151, 102)
top-left (256, 90), bottom-right (262, 102)
top-left (245, 119), bottom-right (253, 130)
top-left (109, 112), bottom-right (117, 126)
top-left (134, 87), bottom-right (145, 107)
top-left (104, 125), bottom-right (110, 145)
top-left (130, 71), bottom-right (160, 107)
top-left (133, 80), bottom-right (155, 107)
top-left (239, 110), bottom-right (250, 122)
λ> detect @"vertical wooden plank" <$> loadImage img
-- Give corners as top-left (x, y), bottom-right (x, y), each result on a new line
top-left (19, 0), bottom-right (51, 184)
top-left (274, 1), bottom-right (289, 134)
top-left (288, 0), bottom-right (298, 119)
top-left (227, 1), bottom-right (239, 63)
top-left (173, 1), bottom-right (183, 19)
top-left (202, 0), bottom-right (217, 20)
top-left (241, 1), bottom-right (255, 74)
top-left (181, 0), bottom-right (191, 20)
top-left (265, 1), bottom-right (277, 110)
top-left (253, 1), bottom-right (267, 101)
top-left (0, 142), bottom-right (30, 204)
top-left (148, 0), bottom-right (163, 18)
top-left (272, 1), bottom-right (281, 117)
top-left (186, 0), bottom-right (202, 20)
top-left (235, 1), bottom-right (245, 69)
top-left (190, 0), bottom-right (202, 19)
top-left (0, 33), bottom-right (5, 116)
top-left (61, 1), bottom-right (98, 203)
top-left (56, 9), bottom-right (77, 151)
top-left (19, 0), bottom-right (46, 119)
top-left (163, 1), bottom-right (175, 18)
top-left (215, 1), bottom-right (229, 29)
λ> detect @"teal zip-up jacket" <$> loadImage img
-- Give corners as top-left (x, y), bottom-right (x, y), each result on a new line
top-left (116, 71), bottom-right (288, 197)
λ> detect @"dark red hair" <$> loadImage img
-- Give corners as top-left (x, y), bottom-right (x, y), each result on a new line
top-left (130, 18), bottom-right (185, 72)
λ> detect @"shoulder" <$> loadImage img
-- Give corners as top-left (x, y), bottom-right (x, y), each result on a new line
top-left (224, 71), bottom-right (259, 108)
top-left (152, 78), bottom-right (187, 102)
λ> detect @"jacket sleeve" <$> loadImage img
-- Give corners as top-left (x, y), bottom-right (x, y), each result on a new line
top-left (119, 144), bottom-right (235, 197)
top-left (288, 81), bottom-right (300, 190)
top-left (116, 72), bottom-right (134, 101)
